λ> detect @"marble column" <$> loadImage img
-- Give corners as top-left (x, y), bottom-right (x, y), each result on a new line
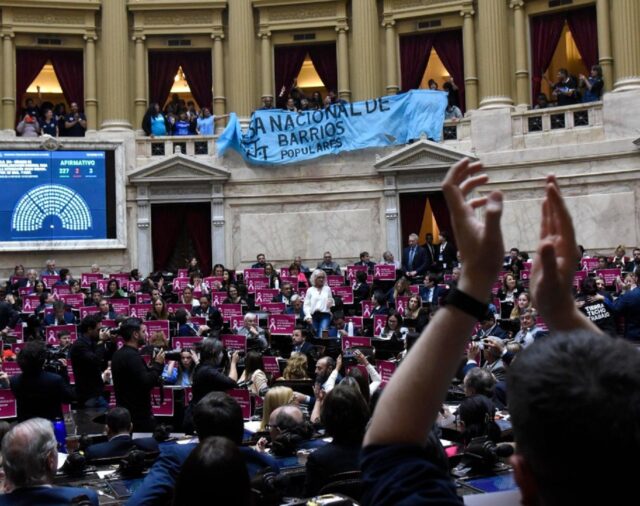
top-left (510, 0), bottom-right (529, 108)
top-left (133, 34), bottom-right (147, 133)
top-left (477, 0), bottom-right (513, 109)
top-left (596, 0), bottom-right (613, 92)
top-left (351, 0), bottom-right (380, 100)
top-left (2, 33), bottom-right (15, 132)
top-left (336, 25), bottom-right (351, 100)
top-left (461, 7), bottom-right (478, 110)
top-left (383, 19), bottom-right (399, 95)
top-left (211, 186), bottom-right (226, 266)
top-left (383, 177), bottom-right (400, 262)
top-left (212, 34), bottom-right (226, 133)
top-left (84, 34), bottom-right (98, 132)
top-left (258, 31), bottom-right (273, 99)
top-left (136, 186), bottom-right (153, 277)
top-left (100, 0), bottom-right (132, 130)
top-left (611, 0), bottom-right (640, 91)
top-left (227, 0), bottom-right (257, 116)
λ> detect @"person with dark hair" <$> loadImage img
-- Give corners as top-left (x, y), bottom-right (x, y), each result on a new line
top-left (163, 349), bottom-right (197, 387)
top-left (611, 271), bottom-right (640, 341)
top-left (457, 394), bottom-right (501, 446)
top-left (355, 251), bottom-right (376, 271)
top-left (70, 313), bottom-right (116, 408)
top-left (63, 102), bottom-right (87, 136)
top-left (4, 341), bottom-right (74, 421)
top-left (462, 367), bottom-right (496, 398)
top-left (43, 300), bottom-right (75, 326)
top-left (84, 407), bottom-right (158, 460)
top-left (361, 158), bottom-right (640, 505)
top-left (579, 64), bottom-right (604, 103)
top-left (229, 350), bottom-right (268, 396)
top-left (0, 418), bottom-right (98, 505)
top-left (370, 290), bottom-right (388, 316)
top-left (175, 308), bottom-right (210, 337)
top-left (111, 318), bottom-right (165, 431)
top-left (172, 437), bottom-right (251, 506)
top-left (305, 384), bottom-right (370, 495)
top-left (545, 68), bottom-right (579, 106)
top-left (576, 276), bottom-right (616, 335)
top-left (129, 392), bottom-right (278, 505)
top-left (0, 300), bottom-right (20, 338)
top-left (464, 336), bottom-right (506, 382)
top-left (252, 253), bottom-right (267, 269)
top-left (473, 311), bottom-right (508, 340)
top-left (194, 295), bottom-right (223, 330)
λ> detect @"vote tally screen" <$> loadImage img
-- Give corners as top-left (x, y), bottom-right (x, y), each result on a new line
top-left (0, 151), bottom-right (107, 241)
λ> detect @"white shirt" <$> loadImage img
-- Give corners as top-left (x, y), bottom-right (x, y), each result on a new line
top-left (303, 285), bottom-right (333, 319)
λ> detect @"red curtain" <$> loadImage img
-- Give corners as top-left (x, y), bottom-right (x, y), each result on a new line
top-left (185, 204), bottom-right (212, 276)
top-left (49, 51), bottom-right (84, 106)
top-left (16, 50), bottom-right (57, 111)
top-left (433, 30), bottom-right (465, 111)
top-left (148, 52), bottom-right (183, 106)
top-left (399, 34), bottom-right (434, 91)
top-left (530, 13), bottom-right (569, 102)
top-left (427, 193), bottom-right (455, 248)
top-left (152, 205), bottom-right (184, 272)
top-left (399, 193), bottom-right (428, 243)
top-left (307, 43), bottom-right (338, 93)
top-left (566, 6), bottom-right (598, 69)
top-left (274, 45), bottom-right (308, 108)
top-left (180, 51), bottom-right (213, 110)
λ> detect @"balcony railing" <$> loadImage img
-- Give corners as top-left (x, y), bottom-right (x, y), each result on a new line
top-left (135, 135), bottom-right (218, 159)
top-left (512, 101), bottom-right (603, 136)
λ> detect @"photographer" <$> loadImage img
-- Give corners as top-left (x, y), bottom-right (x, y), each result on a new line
top-left (3, 340), bottom-right (75, 421)
top-left (111, 318), bottom-right (164, 432)
top-left (70, 314), bottom-right (116, 408)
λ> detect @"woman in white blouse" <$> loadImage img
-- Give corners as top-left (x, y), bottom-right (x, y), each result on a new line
top-left (304, 269), bottom-right (335, 336)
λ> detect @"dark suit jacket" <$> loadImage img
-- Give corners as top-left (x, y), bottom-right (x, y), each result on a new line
top-left (84, 434), bottom-right (159, 460)
top-left (10, 371), bottom-right (75, 421)
top-left (69, 335), bottom-right (115, 404)
top-left (43, 312), bottom-right (76, 326)
top-left (304, 442), bottom-right (361, 496)
top-left (0, 485), bottom-right (98, 506)
top-left (436, 242), bottom-right (457, 270)
top-left (193, 305), bottom-right (223, 329)
top-left (292, 340), bottom-right (315, 357)
top-left (0, 301), bottom-right (19, 330)
top-left (402, 246), bottom-right (428, 275)
top-left (126, 442), bottom-right (279, 505)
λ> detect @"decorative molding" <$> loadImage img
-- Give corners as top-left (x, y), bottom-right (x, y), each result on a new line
top-left (375, 139), bottom-right (476, 174)
top-left (393, 0), bottom-right (444, 9)
top-left (12, 10), bottom-right (85, 25)
top-left (268, 4), bottom-right (335, 21)
top-left (385, 210), bottom-right (398, 220)
top-left (143, 10), bottom-right (211, 26)
top-left (137, 222), bottom-right (150, 229)
top-left (129, 153), bottom-right (231, 185)
top-left (39, 135), bottom-right (62, 151)
top-left (509, 0), bottom-right (525, 9)
top-left (212, 219), bottom-right (225, 227)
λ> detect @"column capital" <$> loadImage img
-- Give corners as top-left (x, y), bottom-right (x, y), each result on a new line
top-left (460, 6), bottom-right (475, 17)
top-left (131, 34), bottom-right (146, 42)
top-left (381, 18), bottom-right (395, 29)
top-left (257, 30), bottom-right (271, 39)
top-left (335, 23), bottom-right (349, 33)
top-left (509, 0), bottom-right (525, 9)
top-left (0, 32), bottom-right (14, 40)
top-left (83, 33), bottom-right (98, 42)
top-left (211, 32), bottom-right (225, 41)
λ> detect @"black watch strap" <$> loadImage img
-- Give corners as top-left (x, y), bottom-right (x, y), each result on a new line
top-left (445, 288), bottom-right (488, 321)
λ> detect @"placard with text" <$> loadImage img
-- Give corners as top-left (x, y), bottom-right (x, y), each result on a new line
top-left (267, 314), bottom-right (296, 335)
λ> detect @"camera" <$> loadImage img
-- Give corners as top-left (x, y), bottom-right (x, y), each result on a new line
top-left (342, 350), bottom-right (357, 366)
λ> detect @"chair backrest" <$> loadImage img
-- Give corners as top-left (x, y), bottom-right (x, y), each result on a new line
top-left (318, 470), bottom-right (363, 501)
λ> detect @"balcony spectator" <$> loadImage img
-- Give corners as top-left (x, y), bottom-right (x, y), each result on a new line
top-left (299, 98), bottom-right (311, 111)
top-left (545, 68), bottom-right (579, 106)
top-left (40, 109), bottom-right (58, 137)
top-left (579, 65), bottom-right (604, 103)
top-left (64, 102), bottom-right (87, 137)
top-left (173, 112), bottom-right (192, 136)
top-left (444, 101), bottom-right (462, 121)
top-left (53, 103), bottom-right (67, 135)
top-left (284, 97), bottom-right (298, 112)
top-left (427, 79), bottom-right (438, 90)
top-left (258, 96), bottom-right (274, 110)
top-left (16, 113), bottom-right (40, 138)
top-left (310, 91), bottom-right (323, 110)
top-left (142, 102), bottom-right (169, 137)
top-left (22, 94), bottom-right (41, 118)
top-left (534, 92), bottom-right (550, 109)
top-left (197, 107), bottom-right (223, 135)
top-left (442, 77), bottom-right (460, 108)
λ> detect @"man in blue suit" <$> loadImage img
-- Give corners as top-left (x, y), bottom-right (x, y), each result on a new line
top-left (127, 392), bottom-right (279, 505)
top-left (43, 300), bottom-right (75, 326)
top-left (84, 407), bottom-right (159, 461)
top-left (402, 233), bottom-right (428, 279)
top-left (0, 418), bottom-right (98, 505)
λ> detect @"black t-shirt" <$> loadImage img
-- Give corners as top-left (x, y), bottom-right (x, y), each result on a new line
top-left (579, 298), bottom-right (616, 335)
top-left (41, 119), bottom-right (57, 136)
top-left (64, 113), bottom-right (87, 137)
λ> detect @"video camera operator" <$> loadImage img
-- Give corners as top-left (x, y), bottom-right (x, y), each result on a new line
top-left (111, 317), bottom-right (164, 432)
top-left (70, 314), bottom-right (117, 408)
top-left (2, 340), bottom-right (75, 421)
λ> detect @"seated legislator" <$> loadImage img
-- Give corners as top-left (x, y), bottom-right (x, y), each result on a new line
top-left (43, 300), bottom-right (75, 326)
top-left (361, 158), bottom-right (640, 506)
top-left (84, 407), bottom-right (158, 460)
top-left (236, 312), bottom-right (268, 351)
top-left (0, 418), bottom-right (98, 506)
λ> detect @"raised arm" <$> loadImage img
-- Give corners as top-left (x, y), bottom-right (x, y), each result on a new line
top-left (364, 158), bottom-right (504, 447)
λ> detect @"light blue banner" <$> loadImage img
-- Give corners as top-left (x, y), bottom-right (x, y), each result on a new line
top-left (216, 89), bottom-right (448, 165)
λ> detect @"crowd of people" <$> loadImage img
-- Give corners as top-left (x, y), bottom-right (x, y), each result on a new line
top-left (535, 64), bottom-right (604, 109)
top-left (16, 89), bottom-right (86, 138)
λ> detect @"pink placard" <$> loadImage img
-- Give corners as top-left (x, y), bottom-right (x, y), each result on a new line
top-left (44, 325), bottom-right (77, 345)
top-left (581, 258), bottom-right (600, 270)
top-left (101, 319), bottom-right (116, 328)
top-left (10, 325), bottom-right (23, 341)
top-left (2, 362), bottom-right (21, 377)
top-left (535, 317), bottom-right (549, 332)
top-left (67, 362), bottom-right (75, 384)
top-left (260, 302), bottom-right (286, 314)
top-left (204, 277), bottom-right (224, 290)
top-left (79, 306), bottom-right (100, 319)
top-left (346, 265), bottom-right (368, 283)
top-left (262, 356), bottom-right (281, 378)
top-left (373, 315), bottom-right (387, 336)
top-left (298, 287), bottom-right (307, 299)
top-left (409, 285), bottom-right (419, 295)
top-left (42, 275), bottom-right (59, 288)
top-left (210, 291), bottom-right (228, 307)
top-left (497, 271), bottom-right (510, 281)
top-left (228, 389), bottom-right (252, 418)
top-left (327, 275), bottom-right (344, 288)
top-left (0, 390), bottom-right (17, 419)
top-left (151, 387), bottom-right (174, 416)
top-left (173, 337), bottom-right (201, 350)
top-left (344, 316), bottom-right (363, 329)
top-left (178, 269), bottom-right (188, 278)
top-left (103, 385), bottom-right (118, 408)
top-left (59, 294), bottom-right (85, 308)
top-left (573, 270), bottom-right (588, 288)
top-left (52, 285), bottom-right (71, 296)
top-left (267, 314), bottom-right (296, 335)
top-left (130, 304), bottom-right (152, 318)
top-left (343, 336), bottom-right (372, 350)
top-left (443, 274), bottom-right (453, 282)
top-left (374, 264), bottom-right (396, 281)
top-left (111, 300), bottom-right (130, 315)
top-left (596, 268), bottom-right (621, 286)
top-left (520, 270), bottom-right (531, 280)
top-left (246, 277), bottom-right (270, 293)
top-left (491, 281), bottom-right (502, 295)
top-left (81, 273), bottom-right (103, 288)
top-left (172, 278), bottom-right (190, 292)
top-left (377, 360), bottom-right (397, 384)
top-left (168, 303), bottom-right (191, 314)
top-left (280, 276), bottom-right (298, 286)
top-left (18, 287), bottom-right (30, 297)
top-left (279, 267), bottom-right (290, 277)
top-left (243, 268), bottom-right (265, 280)
top-left (183, 386), bottom-right (193, 406)
top-left (361, 300), bottom-right (374, 318)
top-left (110, 273), bottom-right (130, 285)
top-left (124, 280), bottom-right (142, 293)
top-left (229, 315), bottom-right (244, 332)
top-left (146, 320), bottom-right (170, 338)
top-left (8, 344), bottom-right (23, 355)
top-left (96, 279), bottom-right (110, 292)
top-left (221, 334), bottom-right (247, 352)
top-left (395, 296), bottom-right (409, 316)
top-left (220, 304), bottom-right (242, 322)
top-left (136, 293), bottom-right (152, 304)
top-left (332, 286), bottom-right (354, 304)
top-left (192, 316), bottom-right (206, 326)
top-left (255, 289), bottom-right (279, 304)
top-left (21, 295), bottom-right (40, 313)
